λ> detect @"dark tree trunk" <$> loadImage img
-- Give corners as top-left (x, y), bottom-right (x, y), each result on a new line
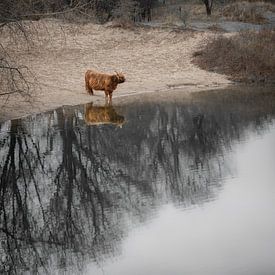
top-left (203, 0), bottom-right (213, 16)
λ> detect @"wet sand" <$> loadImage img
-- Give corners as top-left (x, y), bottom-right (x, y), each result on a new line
top-left (0, 19), bottom-right (232, 122)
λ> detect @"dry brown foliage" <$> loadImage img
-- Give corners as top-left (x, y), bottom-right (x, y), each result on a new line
top-left (193, 29), bottom-right (275, 83)
top-left (222, 1), bottom-right (275, 24)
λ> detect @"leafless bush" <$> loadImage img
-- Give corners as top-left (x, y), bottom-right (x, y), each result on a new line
top-left (112, 0), bottom-right (140, 21)
top-left (222, 1), bottom-right (275, 23)
top-left (193, 29), bottom-right (275, 83)
top-left (0, 1), bottom-right (95, 102)
top-left (163, 5), bottom-right (190, 27)
top-left (0, 21), bottom-right (37, 102)
top-left (0, 55), bottom-right (35, 101)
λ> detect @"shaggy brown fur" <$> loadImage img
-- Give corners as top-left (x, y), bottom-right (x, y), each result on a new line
top-left (84, 103), bottom-right (125, 126)
top-left (85, 69), bottom-right (125, 103)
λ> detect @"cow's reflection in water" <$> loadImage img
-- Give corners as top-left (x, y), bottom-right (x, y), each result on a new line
top-left (84, 102), bottom-right (125, 127)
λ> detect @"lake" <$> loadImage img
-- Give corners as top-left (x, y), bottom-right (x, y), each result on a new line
top-left (0, 87), bottom-right (275, 275)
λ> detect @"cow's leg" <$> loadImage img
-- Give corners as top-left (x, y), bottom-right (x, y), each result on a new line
top-left (104, 90), bottom-right (109, 104)
top-left (86, 86), bottom-right (94, 95)
top-left (105, 90), bottom-right (113, 105)
top-left (85, 81), bottom-right (94, 95)
top-left (108, 91), bottom-right (113, 105)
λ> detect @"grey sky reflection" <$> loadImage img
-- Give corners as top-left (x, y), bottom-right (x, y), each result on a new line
top-left (1, 88), bottom-right (275, 274)
top-left (87, 126), bottom-right (275, 275)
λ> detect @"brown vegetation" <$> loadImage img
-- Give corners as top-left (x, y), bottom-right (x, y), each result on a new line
top-left (222, 1), bottom-right (275, 24)
top-left (85, 69), bottom-right (126, 103)
top-left (193, 29), bottom-right (275, 83)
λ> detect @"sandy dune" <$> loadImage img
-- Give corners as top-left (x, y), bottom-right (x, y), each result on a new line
top-left (0, 20), bottom-right (232, 121)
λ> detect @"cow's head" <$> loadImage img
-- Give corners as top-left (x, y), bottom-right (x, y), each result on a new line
top-left (115, 71), bottom-right (126, 83)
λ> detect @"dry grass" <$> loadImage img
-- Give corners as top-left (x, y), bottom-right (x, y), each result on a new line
top-left (105, 18), bottom-right (137, 29)
top-left (193, 29), bottom-right (275, 83)
top-left (222, 1), bottom-right (275, 23)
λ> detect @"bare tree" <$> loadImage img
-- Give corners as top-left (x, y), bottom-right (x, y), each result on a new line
top-left (202, 0), bottom-right (213, 16)
top-left (138, 0), bottom-right (156, 21)
top-left (0, 0), bottom-right (33, 100)
top-left (0, 0), bottom-right (103, 102)
top-left (112, 0), bottom-right (140, 22)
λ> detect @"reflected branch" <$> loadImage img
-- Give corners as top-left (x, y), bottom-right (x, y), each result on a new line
top-left (1, 90), bottom-right (275, 274)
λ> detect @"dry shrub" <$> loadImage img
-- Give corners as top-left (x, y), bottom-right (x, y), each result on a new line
top-left (112, 0), bottom-right (139, 21)
top-left (189, 4), bottom-right (207, 17)
top-left (222, 1), bottom-right (275, 23)
top-left (105, 18), bottom-right (137, 29)
top-left (207, 24), bottom-right (225, 32)
top-left (193, 29), bottom-right (275, 83)
top-left (163, 6), bottom-right (190, 26)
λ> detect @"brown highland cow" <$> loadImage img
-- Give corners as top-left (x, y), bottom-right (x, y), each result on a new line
top-left (85, 69), bottom-right (125, 103)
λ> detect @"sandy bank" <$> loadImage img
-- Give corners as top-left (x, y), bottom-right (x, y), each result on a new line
top-left (0, 20), bottom-right (232, 122)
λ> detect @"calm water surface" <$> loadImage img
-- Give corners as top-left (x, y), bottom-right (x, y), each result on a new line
top-left (0, 88), bottom-right (275, 275)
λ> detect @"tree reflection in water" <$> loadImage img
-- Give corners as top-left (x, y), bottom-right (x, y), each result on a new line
top-left (0, 88), bottom-right (275, 274)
